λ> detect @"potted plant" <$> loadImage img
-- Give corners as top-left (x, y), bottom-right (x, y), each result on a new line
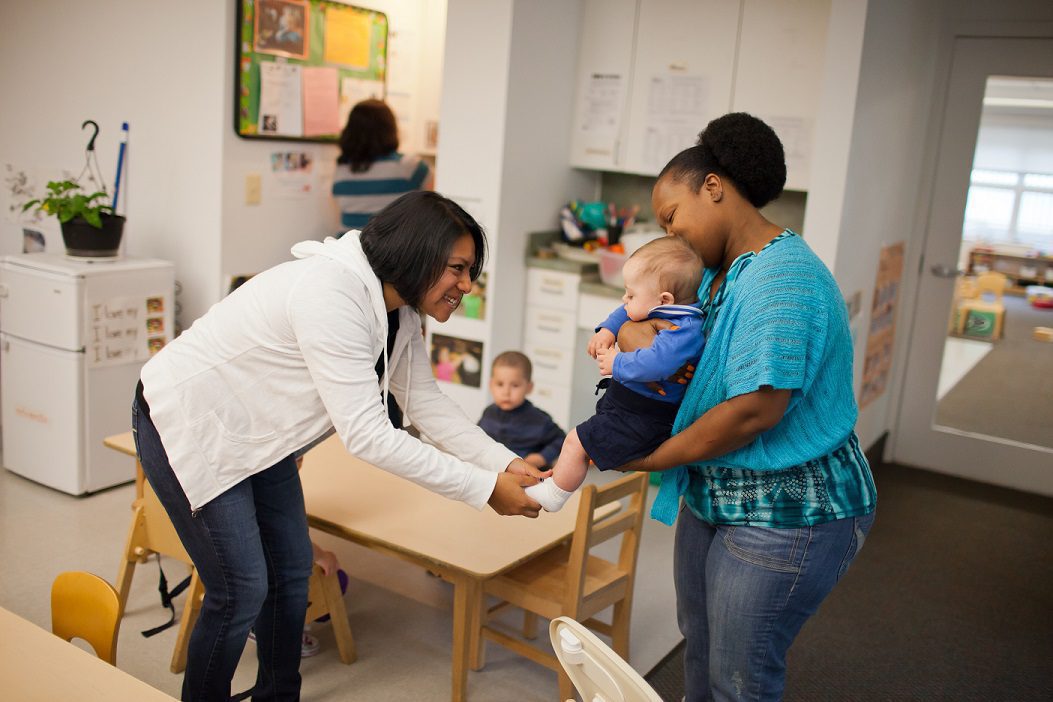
top-left (21, 178), bottom-right (124, 257)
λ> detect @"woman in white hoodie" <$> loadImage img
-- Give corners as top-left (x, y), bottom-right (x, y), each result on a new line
top-left (132, 191), bottom-right (547, 701)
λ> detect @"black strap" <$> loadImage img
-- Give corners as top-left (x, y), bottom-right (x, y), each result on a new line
top-left (141, 554), bottom-right (192, 638)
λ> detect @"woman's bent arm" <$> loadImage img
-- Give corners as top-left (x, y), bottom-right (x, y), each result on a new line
top-left (627, 386), bottom-right (790, 472)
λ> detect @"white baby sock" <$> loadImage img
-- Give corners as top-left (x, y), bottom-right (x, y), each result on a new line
top-left (525, 478), bottom-right (574, 512)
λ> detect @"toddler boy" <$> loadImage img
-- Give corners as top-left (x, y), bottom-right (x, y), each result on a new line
top-left (526, 236), bottom-right (704, 511)
top-left (478, 351), bottom-right (566, 468)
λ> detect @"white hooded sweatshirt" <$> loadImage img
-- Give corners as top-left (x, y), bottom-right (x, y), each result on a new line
top-left (140, 232), bottom-right (515, 511)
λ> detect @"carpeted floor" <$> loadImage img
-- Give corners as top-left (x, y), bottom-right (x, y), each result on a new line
top-left (936, 295), bottom-right (1053, 449)
top-left (644, 459), bottom-right (1053, 701)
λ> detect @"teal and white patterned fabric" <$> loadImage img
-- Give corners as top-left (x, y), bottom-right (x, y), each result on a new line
top-left (651, 231), bottom-right (877, 527)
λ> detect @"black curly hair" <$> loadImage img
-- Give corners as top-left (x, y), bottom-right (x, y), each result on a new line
top-left (658, 112), bottom-right (786, 208)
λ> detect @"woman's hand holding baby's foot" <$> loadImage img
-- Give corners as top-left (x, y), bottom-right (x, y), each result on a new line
top-left (524, 478), bottom-right (574, 512)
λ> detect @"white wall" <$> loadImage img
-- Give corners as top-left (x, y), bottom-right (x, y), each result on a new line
top-left (432, 0), bottom-right (596, 419)
top-left (1, 0), bottom-right (446, 328)
top-left (806, 0), bottom-right (1053, 452)
top-left (0, 0), bottom-right (227, 328)
top-left (820, 0), bottom-right (945, 450)
top-left (218, 0), bottom-right (447, 320)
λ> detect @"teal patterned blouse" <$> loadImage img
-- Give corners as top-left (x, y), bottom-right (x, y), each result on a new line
top-left (650, 231), bottom-right (877, 527)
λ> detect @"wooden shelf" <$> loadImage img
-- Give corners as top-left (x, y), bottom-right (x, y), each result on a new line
top-left (968, 248), bottom-right (1053, 293)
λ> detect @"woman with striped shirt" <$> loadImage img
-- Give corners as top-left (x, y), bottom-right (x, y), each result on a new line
top-left (332, 99), bottom-right (433, 231)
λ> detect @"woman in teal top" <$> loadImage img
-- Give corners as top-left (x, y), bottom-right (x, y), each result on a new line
top-left (619, 113), bottom-right (877, 701)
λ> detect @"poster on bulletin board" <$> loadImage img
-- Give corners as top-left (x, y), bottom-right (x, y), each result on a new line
top-left (236, 0), bottom-right (388, 142)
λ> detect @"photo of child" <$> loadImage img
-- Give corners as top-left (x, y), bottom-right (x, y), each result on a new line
top-left (254, 0), bottom-right (309, 59)
top-left (429, 334), bottom-right (484, 388)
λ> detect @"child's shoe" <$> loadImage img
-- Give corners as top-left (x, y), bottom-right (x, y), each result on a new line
top-left (301, 632), bottom-right (320, 658)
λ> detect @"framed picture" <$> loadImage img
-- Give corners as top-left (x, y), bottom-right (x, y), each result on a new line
top-left (255, 0), bottom-right (310, 60)
top-left (430, 334), bottom-right (484, 388)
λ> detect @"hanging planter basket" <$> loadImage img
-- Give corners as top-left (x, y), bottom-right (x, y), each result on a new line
top-left (60, 213), bottom-right (125, 257)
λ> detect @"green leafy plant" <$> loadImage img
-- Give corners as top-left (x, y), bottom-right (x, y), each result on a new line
top-left (21, 179), bottom-right (113, 228)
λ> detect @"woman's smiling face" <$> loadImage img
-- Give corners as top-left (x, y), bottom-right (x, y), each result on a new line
top-left (419, 233), bottom-right (475, 322)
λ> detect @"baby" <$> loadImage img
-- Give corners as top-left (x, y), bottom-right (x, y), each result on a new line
top-left (478, 351), bottom-right (566, 468)
top-left (526, 236), bottom-right (704, 511)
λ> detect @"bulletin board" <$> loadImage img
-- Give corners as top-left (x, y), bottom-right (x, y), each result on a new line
top-left (235, 0), bottom-right (388, 142)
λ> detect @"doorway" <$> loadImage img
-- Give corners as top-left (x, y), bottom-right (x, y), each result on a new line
top-left (893, 37), bottom-right (1053, 495)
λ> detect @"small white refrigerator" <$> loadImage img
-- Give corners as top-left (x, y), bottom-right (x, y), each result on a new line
top-left (0, 253), bottom-right (175, 495)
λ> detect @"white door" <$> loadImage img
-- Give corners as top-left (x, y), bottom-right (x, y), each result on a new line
top-left (893, 37), bottom-right (1053, 495)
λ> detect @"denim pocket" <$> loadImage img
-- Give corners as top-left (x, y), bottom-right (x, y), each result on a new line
top-left (836, 511), bottom-right (875, 580)
top-left (722, 525), bottom-right (806, 573)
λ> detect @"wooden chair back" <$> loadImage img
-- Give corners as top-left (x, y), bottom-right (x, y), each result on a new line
top-left (51, 571), bottom-right (121, 665)
top-left (976, 271), bottom-right (1008, 301)
top-left (475, 472), bottom-right (650, 700)
top-left (563, 472), bottom-right (649, 618)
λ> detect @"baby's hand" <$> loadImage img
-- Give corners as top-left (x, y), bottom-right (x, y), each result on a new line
top-left (597, 346), bottom-right (618, 376)
top-left (588, 328), bottom-right (616, 358)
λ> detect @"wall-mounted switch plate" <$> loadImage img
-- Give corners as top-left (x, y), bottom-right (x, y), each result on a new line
top-left (245, 173), bottom-right (262, 205)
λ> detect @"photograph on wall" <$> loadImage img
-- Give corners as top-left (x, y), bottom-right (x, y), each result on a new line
top-left (451, 271), bottom-right (486, 320)
top-left (430, 333), bottom-right (483, 388)
top-left (254, 0), bottom-right (309, 59)
top-left (859, 242), bottom-right (905, 410)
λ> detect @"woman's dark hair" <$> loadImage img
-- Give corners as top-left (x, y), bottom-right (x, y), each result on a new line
top-left (659, 112), bottom-right (786, 208)
top-left (337, 99), bottom-right (399, 172)
top-left (359, 191), bottom-right (486, 309)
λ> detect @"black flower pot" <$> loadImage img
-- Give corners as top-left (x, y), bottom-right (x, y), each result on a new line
top-left (60, 213), bottom-right (125, 257)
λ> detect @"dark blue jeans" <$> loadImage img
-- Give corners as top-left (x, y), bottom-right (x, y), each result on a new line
top-left (674, 506), bottom-right (875, 701)
top-left (132, 398), bottom-right (313, 702)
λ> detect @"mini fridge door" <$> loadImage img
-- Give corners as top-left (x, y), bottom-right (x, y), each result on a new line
top-left (0, 261), bottom-right (85, 350)
top-left (1, 332), bottom-right (86, 493)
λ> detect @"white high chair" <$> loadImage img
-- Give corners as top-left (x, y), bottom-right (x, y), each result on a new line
top-left (550, 616), bottom-right (662, 702)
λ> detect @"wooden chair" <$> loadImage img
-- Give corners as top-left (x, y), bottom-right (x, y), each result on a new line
top-left (471, 472), bottom-right (649, 700)
top-left (976, 271), bottom-right (1008, 301)
top-left (51, 571), bottom-right (122, 665)
top-left (103, 431), bottom-right (357, 672)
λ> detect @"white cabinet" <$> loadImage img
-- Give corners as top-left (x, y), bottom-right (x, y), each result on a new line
top-left (522, 268), bottom-right (630, 432)
top-left (570, 0), bottom-right (738, 174)
top-left (522, 267), bottom-right (583, 429)
top-left (731, 0), bottom-right (831, 191)
top-left (621, 0), bottom-right (740, 175)
top-left (570, 0), bottom-right (830, 188)
top-left (567, 0), bottom-right (638, 170)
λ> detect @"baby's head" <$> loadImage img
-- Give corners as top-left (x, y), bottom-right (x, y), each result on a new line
top-left (621, 237), bottom-right (702, 322)
top-left (489, 351), bottom-right (533, 411)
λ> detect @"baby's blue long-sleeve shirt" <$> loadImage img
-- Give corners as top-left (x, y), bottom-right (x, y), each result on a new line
top-left (597, 304), bottom-right (705, 403)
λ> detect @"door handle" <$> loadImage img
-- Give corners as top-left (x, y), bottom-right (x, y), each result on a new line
top-left (930, 264), bottom-right (964, 278)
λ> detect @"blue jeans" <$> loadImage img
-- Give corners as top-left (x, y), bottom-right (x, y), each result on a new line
top-left (132, 398), bottom-right (313, 702)
top-left (674, 506), bottom-right (875, 701)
